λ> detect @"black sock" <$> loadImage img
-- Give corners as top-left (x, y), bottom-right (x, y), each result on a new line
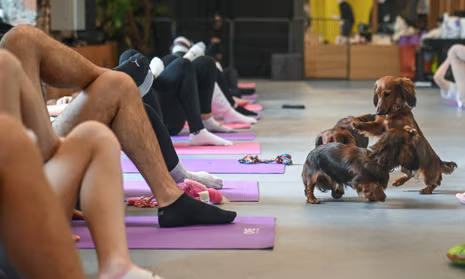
top-left (235, 106), bottom-right (258, 116)
top-left (157, 193), bottom-right (237, 227)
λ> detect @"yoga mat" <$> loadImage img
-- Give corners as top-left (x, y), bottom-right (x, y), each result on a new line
top-left (184, 122), bottom-right (251, 130)
top-left (238, 82), bottom-right (256, 89)
top-left (245, 104), bottom-right (263, 111)
top-left (171, 130), bottom-right (257, 141)
top-left (124, 180), bottom-right (259, 202)
top-left (241, 94), bottom-right (257, 104)
top-left (121, 158), bottom-right (286, 174)
top-left (173, 142), bottom-right (260, 155)
top-left (72, 216), bottom-right (275, 250)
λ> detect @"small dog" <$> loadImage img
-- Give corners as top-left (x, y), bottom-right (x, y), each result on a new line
top-left (351, 76), bottom-right (456, 194)
top-left (315, 115), bottom-right (375, 148)
top-left (303, 125), bottom-right (420, 204)
top-left (302, 142), bottom-right (389, 204)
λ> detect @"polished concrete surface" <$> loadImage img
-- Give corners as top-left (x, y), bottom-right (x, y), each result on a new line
top-left (81, 80), bottom-right (465, 278)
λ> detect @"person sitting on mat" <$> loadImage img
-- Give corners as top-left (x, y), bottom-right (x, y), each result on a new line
top-left (163, 37), bottom-right (259, 119)
top-left (433, 45), bottom-right (465, 107)
top-left (1, 25), bottom-right (236, 228)
top-left (116, 49), bottom-right (233, 146)
top-left (0, 50), bottom-right (163, 279)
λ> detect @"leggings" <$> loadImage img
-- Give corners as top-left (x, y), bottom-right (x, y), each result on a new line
top-left (447, 44), bottom-right (465, 105)
top-left (142, 103), bottom-right (179, 171)
top-left (147, 57), bottom-right (204, 135)
top-left (162, 54), bottom-right (216, 114)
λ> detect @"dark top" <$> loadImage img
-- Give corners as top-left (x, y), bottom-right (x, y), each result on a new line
top-left (339, 2), bottom-right (354, 23)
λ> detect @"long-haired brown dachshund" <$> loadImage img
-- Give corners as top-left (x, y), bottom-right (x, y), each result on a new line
top-left (303, 126), bottom-right (419, 204)
top-left (315, 115), bottom-right (375, 148)
top-left (302, 142), bottom-right (389, 204)
top-left (351, 76), bottom-right (456, 194)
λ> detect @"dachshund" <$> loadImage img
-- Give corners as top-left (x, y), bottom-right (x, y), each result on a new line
top-left (351, 76), bottom-right (456, 194)
top-left (303, 125), bottom-right (419, 204)
top-left (302, 142), bottom-right (389, 204)
top-left (315, 115), bottom-right (375, 148)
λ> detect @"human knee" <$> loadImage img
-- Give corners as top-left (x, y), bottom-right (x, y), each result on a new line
top-left (0, 25), bottom-right (44, 51)
top-left (448, 44), bottom-right (465, 59)
top-left (71, 121), bottom-right (120, 151)
top-left (99, 70), bottom-right (140, 100)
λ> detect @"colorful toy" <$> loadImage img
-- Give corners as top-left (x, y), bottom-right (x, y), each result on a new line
top-left (447, 243), bottom-right (465, 265)
top-left (179, 179), bottom-right (227, 204)
top-left (239, 154), bottom-right (292, 165)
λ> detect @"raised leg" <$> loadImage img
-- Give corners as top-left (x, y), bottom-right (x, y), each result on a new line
top-left (392, 167), bottom-right (414, 186)
top-left (44, 121), bottom-right (155, 279)
top-left (0, 114), bottom-right (84, 279)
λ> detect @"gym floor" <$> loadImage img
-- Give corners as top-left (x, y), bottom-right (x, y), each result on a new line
top-left (81, 80), bottom-right (465, 279)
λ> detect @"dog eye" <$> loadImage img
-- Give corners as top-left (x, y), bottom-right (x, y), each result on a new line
top-left (384, 92), bottom-right (391, 97)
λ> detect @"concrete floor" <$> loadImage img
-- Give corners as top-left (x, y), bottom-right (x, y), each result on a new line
top-left (81, 80), bottom-right (465, 279)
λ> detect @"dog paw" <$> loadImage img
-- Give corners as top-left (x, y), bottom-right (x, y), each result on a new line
top-left (307, 198), bottom-right (321, 204)
top-left (392, 179), bottom-right (406, 187)
top-left (419, 187), bottom-right (434, 194)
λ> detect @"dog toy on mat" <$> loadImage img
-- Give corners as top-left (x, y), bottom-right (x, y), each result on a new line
top-left (447, 243), bottom-right (465, 265)
top-left (179, 179), bottom-right (227, 204)
top-left (239, 154), bottom-right (293, 165)
top-left (127, 195), bottom-right (157, 208)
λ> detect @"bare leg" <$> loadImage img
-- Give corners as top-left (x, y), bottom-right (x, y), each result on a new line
top-left (0, 48), bottom-right (59, 161)
top-left (2, 25), bottom-right (236, 228)
top-left (44, 121), bottom-right (156, 279)
top-left (433, 57), bottom-right (452, 95)
top-left (1, 25), bottom-right (182, 207)
top-left (0, 114), bottom-right (84, 279)
top-left (448, 44), bottom-right (465, 106)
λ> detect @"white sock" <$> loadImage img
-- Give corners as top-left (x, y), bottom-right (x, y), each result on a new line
top-left (203, 116), bottom-right (234, 133)
top-left (223, 109), bottom-right (257, 124)
top-left (211, 83), bottom-right (256, 124)
top-left (170, 161), bottom-right (223, 189)
top-left (183, 42), bottom-right (205, 61)
top-left (189, 128), bottom-right (232, 146)
top-left (121, 266), bottom-right (163, 279)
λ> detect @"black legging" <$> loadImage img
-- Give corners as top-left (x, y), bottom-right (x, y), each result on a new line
top-left (146, 57), bottom-right (204, 135)
top-left (143, 103), bottom-right (179, 171)
top-left (162, 54), bottom-right (216, 114)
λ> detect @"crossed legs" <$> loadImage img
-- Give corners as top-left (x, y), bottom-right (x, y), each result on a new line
top-left (1, 25), bottom-right (236, 228)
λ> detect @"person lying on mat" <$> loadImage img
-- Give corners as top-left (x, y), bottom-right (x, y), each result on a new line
top-left (434, 44), bottom-right (465, 108)
top-left (47, 91), bottom-right (225, 189)
top-left (163, 37), bottom-right (259, 118)
top-left (116, 49), bottom-right (233, 146)
top-left (0, 50), bottom-right (163, 279)
top-left (1, 25), bottom-right (237, 228)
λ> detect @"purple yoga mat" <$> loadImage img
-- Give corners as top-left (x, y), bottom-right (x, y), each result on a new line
top-left (121, 157), bottom-right (285, 174)
top-left (171, 130), bottom-right (257, 141)
top-left (124, 180), bottom-right (259, 202)
top-left (72, 216), bottom-right (275, 250)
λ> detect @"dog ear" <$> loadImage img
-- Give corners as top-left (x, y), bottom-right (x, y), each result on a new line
top-left (342, 134), bottom-right (356, 145)
top-left (373, 94), bottom-right (378, 107)
top-left (315, 134), bottom-right (323, 147)
top-left (397, 77), bottom-right (416, 107)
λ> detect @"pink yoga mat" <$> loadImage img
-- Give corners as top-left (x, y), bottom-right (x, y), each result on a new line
top-left (241, 94), bottom-right (257, 104)
top-left (238, 82), bottom-right (256, 89)
top-left (173, 142), bottom-right (260, 155)
top-left (72, 216), bottom-right (275, 249)
top-left (121, 158), bottom-right (285, 174)
top-left (171, 130), bottom-right (256, 141)
top-left (124, 180), bottom-right (259, 202)
top-left (244, 104), bottom-right (263, 111)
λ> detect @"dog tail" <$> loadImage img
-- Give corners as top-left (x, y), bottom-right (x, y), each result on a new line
top-left (441, 161), bottom-right (457, 174)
